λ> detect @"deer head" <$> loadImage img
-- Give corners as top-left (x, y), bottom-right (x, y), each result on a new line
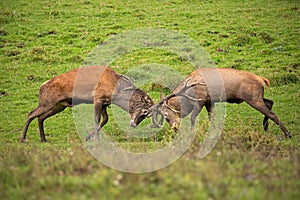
top-left (150, 77), bottom-right (205, 130)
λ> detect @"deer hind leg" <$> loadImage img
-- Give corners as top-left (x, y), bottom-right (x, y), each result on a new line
top-left (246, 99), bottom-right (291, 138)
top-left (262, 98), bottom-right (273, 131)
top-left (37, 104), bottom-right (66, 142)
top-left (20, 106), bottom-right (51, 143)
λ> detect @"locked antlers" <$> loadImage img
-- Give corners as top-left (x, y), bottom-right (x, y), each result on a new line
top-left (149, 77), bottom-right (206, 127)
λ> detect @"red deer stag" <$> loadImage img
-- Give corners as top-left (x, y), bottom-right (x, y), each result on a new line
top-left (21, 66), bottom-right (154, 142)
top-left (150, 68), bottom-right (291, 138)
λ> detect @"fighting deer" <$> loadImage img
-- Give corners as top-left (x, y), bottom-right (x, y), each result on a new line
top-left (150, 68), bottom-right (291, 138)
top-left (21, 66), bottom-right (154, 142)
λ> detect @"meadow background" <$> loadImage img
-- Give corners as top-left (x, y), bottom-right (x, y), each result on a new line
top-left (0, 0), bottom-right (299, 199)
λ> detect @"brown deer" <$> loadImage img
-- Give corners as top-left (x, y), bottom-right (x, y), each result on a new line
top-left (150, 68), bottom-right (291, 138)
top-left (21, 66), bottom-right (154, 142)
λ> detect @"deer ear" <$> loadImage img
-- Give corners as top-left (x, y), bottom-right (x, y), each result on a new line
top-left (160, 93), bottom-right (166, 100)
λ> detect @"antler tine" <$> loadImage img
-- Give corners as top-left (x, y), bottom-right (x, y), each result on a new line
top-left (155, 77), bottom-right (206, 106)
top-left (153, 93), bottom-right (176, 108)
top-left (177, 77), bottom-right (194, 94)
top-left (172, 77), bottom-right (205, 98)
top-left (149, 104), bottom-right (164, 127)
top-left (157, 78), bottom-right (192, 105)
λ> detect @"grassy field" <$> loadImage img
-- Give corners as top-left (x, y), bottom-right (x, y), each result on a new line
top-left (1, 0), bottom-right (299, 199)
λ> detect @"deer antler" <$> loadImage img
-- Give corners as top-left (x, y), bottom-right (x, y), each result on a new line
top-left (149, 77), bottom-right (206, 127)
top-left (149, 105), bottom-right (164, 127)
top-left (158, 77), bottom-right (205, 105)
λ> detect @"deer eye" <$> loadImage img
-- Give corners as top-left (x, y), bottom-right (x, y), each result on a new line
top-left (163, 113), bottom-right (169, 119)
top-left (142, 109), bottom-right (148, 115)
top-left (129, 106), bottom-right (134, 113)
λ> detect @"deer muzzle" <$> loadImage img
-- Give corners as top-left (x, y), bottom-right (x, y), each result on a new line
top-left (130, 120), bottom-right (137, 128)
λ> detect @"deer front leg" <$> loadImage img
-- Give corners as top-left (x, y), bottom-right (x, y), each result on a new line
top-left (99, 106), bottom-right (109, 128)
top-left (86, 100), bottom-right (104, 141)
top-left (94, 100), bottom-right (107, 141)
top-left (190, 104), bottom-right (204, 131)
top-left (205, 103), bottom-right (214, 121)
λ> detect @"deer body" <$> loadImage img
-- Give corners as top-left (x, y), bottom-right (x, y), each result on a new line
top-left (154, 68), bottom-right (291, 138)
top-left (21, 66), bottom-right (153, 142)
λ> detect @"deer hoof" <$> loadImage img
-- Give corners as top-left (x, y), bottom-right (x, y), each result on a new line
top-left (286, 133), bottom-right (292, 139)
top-left (19, 138), bottom-right (27, 143)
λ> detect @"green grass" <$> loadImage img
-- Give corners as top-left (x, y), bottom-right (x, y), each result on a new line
top-left (1, 0), bottom-right (299, 199)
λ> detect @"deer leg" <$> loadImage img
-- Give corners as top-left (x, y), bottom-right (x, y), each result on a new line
top-left (20, 106), bottom-right (50, 143)
top-left (90, 100), bottom-right (105, 141)
top-left (263, 98), bottom-right (273, 131)
top-left (92, 105), bottom-right (109, 141)
top-left (100, 106), bottom-right (109, 128)
top-left (190, 103), bottom-right (204, 130)
top-left (37, 105), bottom-right (66, 142)
top-left (247, 99), bottom-right (291, 138)
top-left (205, 103), bottom-right (214, 121)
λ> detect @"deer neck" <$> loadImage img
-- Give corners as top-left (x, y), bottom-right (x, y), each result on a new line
top-left (111, 75), bottom-right (137, 112)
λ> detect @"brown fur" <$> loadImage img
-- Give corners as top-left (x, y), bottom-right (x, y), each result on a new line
top-left (21, 66), bottom-right (153, 142)
top-left (156, 68), bottom-right (291, 138)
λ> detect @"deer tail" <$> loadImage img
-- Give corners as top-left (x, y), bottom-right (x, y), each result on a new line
top-left (260, 76), bottom-right (270, 87)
